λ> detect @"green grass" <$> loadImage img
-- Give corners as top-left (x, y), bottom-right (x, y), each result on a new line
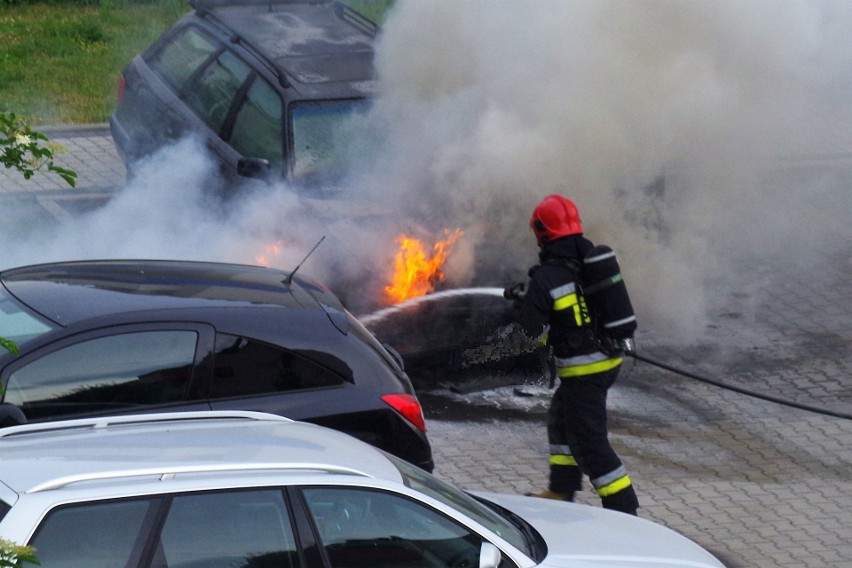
top-left (0, 0), bottom-right (187, 125)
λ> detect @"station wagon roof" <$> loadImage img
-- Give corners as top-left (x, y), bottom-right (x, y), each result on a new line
top-left (193, 0), bottom-right (377, 86)
top-left (0, 412), bottom-right (402, 496)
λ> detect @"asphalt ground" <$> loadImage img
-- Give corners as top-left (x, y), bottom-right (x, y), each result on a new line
top-left (2, 126), bottom-right (851, 567)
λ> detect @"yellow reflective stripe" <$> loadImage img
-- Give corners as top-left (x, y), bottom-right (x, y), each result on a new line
top-left (595, 475), bottom-right (632, 497)
top-left (553, 294), bottom-right (586, 326)
top-left (549, 455), bottom-right (578, 466)
top-left (553, 293), bottom-right (578, 312)
top-left (557, 357), bottom-right (623, 378)
top-left (555, 352), bottom-right (610, 367)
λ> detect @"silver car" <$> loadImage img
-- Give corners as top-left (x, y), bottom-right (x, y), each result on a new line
top-left (0, 411), bottom-right (725, 568)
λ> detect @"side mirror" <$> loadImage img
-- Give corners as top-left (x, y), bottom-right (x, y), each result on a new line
top-left (0, 403), bottom-right (27, 428)
top-left (237, 157), bottom-right (271, 180)
top-left (479, 542), bottom-right (502, 568)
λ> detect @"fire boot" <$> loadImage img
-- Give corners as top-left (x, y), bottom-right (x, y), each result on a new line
top-left (525, 489), bottom-right (574, 502)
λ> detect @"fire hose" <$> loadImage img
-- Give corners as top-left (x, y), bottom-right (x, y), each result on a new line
top-left (626, 351), bottom-right (852, 421)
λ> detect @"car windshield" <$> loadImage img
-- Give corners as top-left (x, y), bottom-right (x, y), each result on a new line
top-left (290, 99), bottom-right (373, 186)
top-left (387, 453), bottom-right (534, 556)
top-left (0, 287), bottom-right (55, 349)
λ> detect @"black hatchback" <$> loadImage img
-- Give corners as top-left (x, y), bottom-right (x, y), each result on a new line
top-left (110, 0), bottom-right (378, 189)
top-left (0, 260), bottom-right (433, 471)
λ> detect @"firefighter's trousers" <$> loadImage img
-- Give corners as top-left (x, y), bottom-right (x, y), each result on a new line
top-left (547, 365), bottom-right (639, 514)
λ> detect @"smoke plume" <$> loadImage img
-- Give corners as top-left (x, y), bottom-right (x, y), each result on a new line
top-left (368, 0), bottom-right (852, 340)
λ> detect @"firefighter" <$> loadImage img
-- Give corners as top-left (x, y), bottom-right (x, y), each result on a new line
top-left (504, 194), bottom-right (640, 515)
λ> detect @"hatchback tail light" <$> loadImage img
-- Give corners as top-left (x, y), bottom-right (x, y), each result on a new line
top-left (116, 74), bottom-right (126, 106)
top-left (381, 394), bottom-right (427, 433)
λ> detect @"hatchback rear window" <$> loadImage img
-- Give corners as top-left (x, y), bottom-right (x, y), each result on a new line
top-left (210, 334), bottom-right (345, 399)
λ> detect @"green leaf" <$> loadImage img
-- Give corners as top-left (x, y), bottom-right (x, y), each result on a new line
top-left (0, 338), bottom-right (19, 357)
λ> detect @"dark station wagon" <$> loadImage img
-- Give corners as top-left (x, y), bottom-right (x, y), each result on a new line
top-left (0, 260), bottom-right (433, 471)
top-left (110, 0), bottom-right (378, 190)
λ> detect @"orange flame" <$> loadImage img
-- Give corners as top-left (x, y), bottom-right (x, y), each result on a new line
top-left (385, 229), bottom-right (463, 304)
top-left (255, 240), bottom-right (283, 267)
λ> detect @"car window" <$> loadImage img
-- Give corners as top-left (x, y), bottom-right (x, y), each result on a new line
top-left (302, 487), bottom-right (486, 568)
top-left (29, 499), bottom-right (154, 568)
top-left (211, 334), bottom-right (344, 399)
top-left (184, 49), bottom-right (251, 134)
top-left (228, 75), bottom-right (284, 169)
top-left (0, 287), bottom-right (55, 348)
top-left (290, 99), bottom-right (371, 182)
top-left (155, 490), bottom-right (298, 568)
top-left (149, 26), bottom-right (218, 91)
top-left (4, 331), bottom-right (198, 420)
top-left (28, 490), bottom-right (298, 568)
top-left (387, 454), bottom-right (533, 558)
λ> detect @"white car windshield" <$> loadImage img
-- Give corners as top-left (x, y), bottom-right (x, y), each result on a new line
top-left (388, 453), bottom-right (534, 556)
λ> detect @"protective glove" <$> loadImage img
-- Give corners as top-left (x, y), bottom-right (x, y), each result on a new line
top-left (503, 282), bottom-right (527, 301)
top-left (617, 337), bottom-right (636, 356)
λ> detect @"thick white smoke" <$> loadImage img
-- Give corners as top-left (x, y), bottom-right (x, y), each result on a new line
top-left (367, 0), bottom-right (852, 339)
top-left (2, 0), bottom-right (850, 345)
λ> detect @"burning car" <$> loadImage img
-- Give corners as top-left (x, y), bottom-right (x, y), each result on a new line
top-left (355, 230), bottom-right (538, 385)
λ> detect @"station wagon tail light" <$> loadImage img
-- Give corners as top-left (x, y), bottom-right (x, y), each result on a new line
top-left (116, 74), bottom-right (126, 105)
top-left (381, 394), bottom-right (427, 433)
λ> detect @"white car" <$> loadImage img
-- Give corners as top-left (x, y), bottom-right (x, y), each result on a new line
top-left (0, 411), bottom-right (725, 568)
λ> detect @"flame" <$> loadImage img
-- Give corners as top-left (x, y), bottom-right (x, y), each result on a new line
top-left (255, 240), bottom-right (283, 267)
top-left (385, 229), bottom-right (463, 304)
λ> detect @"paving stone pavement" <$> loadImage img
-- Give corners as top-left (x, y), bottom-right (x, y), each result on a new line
top-left (2, 126), bottom-right (850, 568)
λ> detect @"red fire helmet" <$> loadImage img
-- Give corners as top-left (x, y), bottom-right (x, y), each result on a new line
top-left (529, 194), bottom-right (583, 245)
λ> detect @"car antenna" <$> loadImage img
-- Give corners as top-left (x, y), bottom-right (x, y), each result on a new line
top-left (285, 236), bottom-right (326, 285)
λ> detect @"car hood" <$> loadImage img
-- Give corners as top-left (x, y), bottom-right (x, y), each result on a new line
top-left (476, 493), bottom-right (725, 568)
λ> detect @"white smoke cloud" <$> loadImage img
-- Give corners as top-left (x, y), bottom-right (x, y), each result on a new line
top-left (369, 0), bottom-right (852, 340)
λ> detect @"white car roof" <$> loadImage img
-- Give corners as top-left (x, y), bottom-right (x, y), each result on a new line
top-left (0, 411), bottom-right (403, 496)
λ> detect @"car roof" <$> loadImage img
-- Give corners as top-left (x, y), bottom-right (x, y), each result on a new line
top-left (190, 0), bottom-right (377, 88)
top-left (0, 259), bottom-right (346, 328)
top-left (0, 411), bottom-right (402, 496)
